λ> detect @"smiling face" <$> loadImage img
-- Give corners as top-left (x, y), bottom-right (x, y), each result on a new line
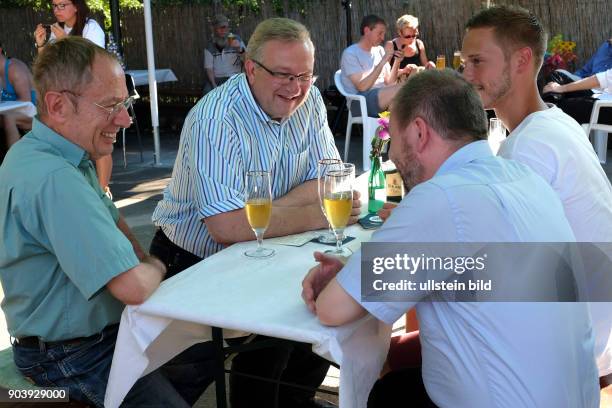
top-left (64, 56), bottom-right (131, 160)
top-left (52, 0), bottom-right (77, 26)
top-left (398, 26), bottom-right (418, 45)
top-left (245, 39), bottom-right (314, 121)
top-left (461, 27), bottom-right (512, 110)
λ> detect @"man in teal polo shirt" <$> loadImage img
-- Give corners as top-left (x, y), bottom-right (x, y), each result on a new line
top-left (0, 37), bottom-right (214, 407)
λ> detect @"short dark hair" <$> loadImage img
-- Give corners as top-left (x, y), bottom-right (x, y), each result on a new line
top-left (360, 15), bottom-right (386, 36)
top-left (465, 5), bottom-right (547, 69)
top-left (392, 69), bottom-right (487, 143)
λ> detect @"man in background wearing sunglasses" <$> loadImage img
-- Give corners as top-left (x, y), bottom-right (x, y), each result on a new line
top-left (151, 17), bottom-right (358, 408)
top-left (0, 37), bottom-right (215, 407)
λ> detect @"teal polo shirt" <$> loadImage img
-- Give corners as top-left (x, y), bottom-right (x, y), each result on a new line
top-left (0, 118), bottom-right (139, 341)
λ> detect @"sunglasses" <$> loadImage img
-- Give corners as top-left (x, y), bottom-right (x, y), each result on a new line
top-left (402, 34), bottom-right (418, 39)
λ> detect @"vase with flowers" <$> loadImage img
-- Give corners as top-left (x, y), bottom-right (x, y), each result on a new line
top-left (368, 111), bottom-right (390, 213)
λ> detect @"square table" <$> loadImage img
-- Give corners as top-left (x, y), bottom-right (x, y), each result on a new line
top-left (0, 101), bottom-right (36, 117)
top-left (125, 69), bottom-right (178, 87)
top-left (104, 222), bottom-right (391, 408)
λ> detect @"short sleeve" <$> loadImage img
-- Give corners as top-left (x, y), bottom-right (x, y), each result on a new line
top-left (341, 48), bottom-right (363, 77)
top-left (204, 49), bottom-right (213, 69)
top-left (186, 118), bottom-right (246, 218)
top-left (31, 167), bottom-right (138, 300)
top-left (596, 68), bottom-right (612, 91)
top-left (83, 19), bottom-right (105, 48)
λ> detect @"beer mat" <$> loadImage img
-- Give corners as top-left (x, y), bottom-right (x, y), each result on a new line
top-left (266, 232), bottom-right (315, 247)
top-left (309, 236), bottom-right (356, 246)
top-left (358, 213), bottom-right (384, 229)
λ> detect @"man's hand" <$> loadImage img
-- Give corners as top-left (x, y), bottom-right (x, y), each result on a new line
top-left (348, 190), bottom-right (362, 225)
top-left (543, 81), bottom-right (562, 94)
top-left (378, 202), bottom-right (398, 222)
top-left (301, 251), bottom-right (345, 313)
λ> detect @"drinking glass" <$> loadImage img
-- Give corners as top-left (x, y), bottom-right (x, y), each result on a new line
top-left (322, 163), bottom-right (355, 256)
top-left (488, 118), bottom-right (507, 154)
top-left (452, 51), bottom-right (462, 70)
top-left (317, 158), bottom-right (342, 244)
top-left (436, 55), bottom-right (446, 69)
top-left (244, 170), bottom-right (275, 258)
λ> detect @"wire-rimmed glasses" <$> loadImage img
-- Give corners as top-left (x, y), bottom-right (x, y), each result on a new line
top-left (244, 170), bottom-right (275, 259)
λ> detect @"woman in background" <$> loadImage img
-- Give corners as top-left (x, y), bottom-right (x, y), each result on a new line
top-left (388, 14), bottom-right (435, 78)
top-left (34, 0), bottom-right (113, 197)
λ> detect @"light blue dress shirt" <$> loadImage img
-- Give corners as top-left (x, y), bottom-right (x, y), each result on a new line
top-left (337, 141), bottom-right (599, 407)
top-left (0, 118), bottom-right (138, 341)
top-left (152, 74), bottom-right (341, 259)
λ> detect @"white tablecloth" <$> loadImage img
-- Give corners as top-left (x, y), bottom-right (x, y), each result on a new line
top-left (125, 69), bottom-right (178, 86)
top-left (0, 101), bottom-right (36, 117)
top-left (104, 223), bottom-right (391, 408)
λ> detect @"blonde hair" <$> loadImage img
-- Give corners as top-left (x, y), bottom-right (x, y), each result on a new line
top-left (396, 15), bottom-right (419, 32)
top-left (246, 18), bottom-right (314, 62)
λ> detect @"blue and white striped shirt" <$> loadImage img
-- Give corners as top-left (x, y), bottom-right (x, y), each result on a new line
top-left (152, 74), bottom-right (340, 258)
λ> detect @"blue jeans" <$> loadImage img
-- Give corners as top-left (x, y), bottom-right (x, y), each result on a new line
top-left (12, 324), bottom-right (216, 407)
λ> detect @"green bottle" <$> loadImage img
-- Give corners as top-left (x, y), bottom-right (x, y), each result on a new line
top-left (368, 156), bottom-right (386, 213)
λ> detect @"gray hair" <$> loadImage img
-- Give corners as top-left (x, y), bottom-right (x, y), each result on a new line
top-left (392, 69), bottom-right (487, 143)
top-left (33, 36), bottom-right (117, 116)
top-left (245, 18), bottom-right (314, 62)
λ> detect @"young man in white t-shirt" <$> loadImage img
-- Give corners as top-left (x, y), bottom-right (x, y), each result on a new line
top-left (340, 15), bottom-right (403, 116)
top-left (462, 5), bottom-right (612, 398)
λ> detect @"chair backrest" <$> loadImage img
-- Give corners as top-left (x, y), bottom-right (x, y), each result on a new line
top-left (125, 73), bottom-right (140, 100)
top-left (334, 69), bottom-right (368, 119)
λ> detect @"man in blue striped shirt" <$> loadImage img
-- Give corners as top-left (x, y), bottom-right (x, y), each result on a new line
top-left (151, 17), bottom-right (358, 408)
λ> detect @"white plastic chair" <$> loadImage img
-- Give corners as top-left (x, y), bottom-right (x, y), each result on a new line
top-left (582, 99), bottom-right (611, 164)
top-left (334, 69), bottom-right (380, 171)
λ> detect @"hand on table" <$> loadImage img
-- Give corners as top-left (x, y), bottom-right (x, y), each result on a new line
top-left (378, 202), bottom-right (398, 222)
top-left (302, 251), bottom-right (345, 313)
top-left (425, 61), bottom-right (436, 70)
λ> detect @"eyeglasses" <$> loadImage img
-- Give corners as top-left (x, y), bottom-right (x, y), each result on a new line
top-left (251, 59), bottom-right (317, 85)
top-left (61, 90), bottom-right (134, 121)
top-left (52, 2), bottom-right (72, 10)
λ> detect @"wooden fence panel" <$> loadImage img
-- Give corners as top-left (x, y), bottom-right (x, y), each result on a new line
top-left (1, 0), bottom-right (610, 93)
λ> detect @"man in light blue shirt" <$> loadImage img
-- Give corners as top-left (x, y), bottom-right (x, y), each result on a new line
top-left (302, 70), bottom-right (599, 407)
top-left (151, 18), bottom-right (359, 408)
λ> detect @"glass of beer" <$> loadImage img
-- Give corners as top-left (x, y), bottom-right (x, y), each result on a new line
top-left (322, 163), bottom-right (355, 256)
top-left (317, 158), bottom-right (342, 244)
top-left (453, 51), bottom-right (462, 70)
top-left (436, 55), bottom-right (446, 69)
top-left (244, 170), bottom-right (275, 258)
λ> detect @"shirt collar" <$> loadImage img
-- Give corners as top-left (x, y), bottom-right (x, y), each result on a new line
top-left (237, 74), bottom-right (284, 125)
top-left (30, 117), bottom-right (88, 167)
top-left (434, 140), bottom-right (492, 177)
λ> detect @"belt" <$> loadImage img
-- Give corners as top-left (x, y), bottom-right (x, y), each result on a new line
top-left (15, 324), bottom-right (118, 350)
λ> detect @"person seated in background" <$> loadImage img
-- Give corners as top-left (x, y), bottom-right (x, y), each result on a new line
top-left (387, 14), bottom-right (435, 78)
top-left (302, 69), bottom-right (600, 408)
top-left (0, 41), bottom-right (35, 149)
top-left (0, 37), bottom-right (216, 407)
top-left (543, 67), bottom-right (612, 125)
top-left (574, 38), bottom-right (612, 80)
top-left (340, 14), bottom-right (403, 117)
top-left (204, 14), bottom-right (246, 91)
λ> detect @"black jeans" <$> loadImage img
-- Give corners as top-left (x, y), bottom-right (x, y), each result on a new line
top-left (149, 228), bottom-right (330, 407)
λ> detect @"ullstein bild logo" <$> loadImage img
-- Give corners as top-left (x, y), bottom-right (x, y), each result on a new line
top-left (360, 242), bottom-right (612, 302)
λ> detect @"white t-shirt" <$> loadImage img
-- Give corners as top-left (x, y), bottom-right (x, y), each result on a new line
top-left (498, 105), bottom-right (612, 376)
top-left (340, 43), bottom-right (388, 94)
top-left (49, 18), bottom-right (105, 48)
top-left (596, 68), bottom-right (612, 94)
